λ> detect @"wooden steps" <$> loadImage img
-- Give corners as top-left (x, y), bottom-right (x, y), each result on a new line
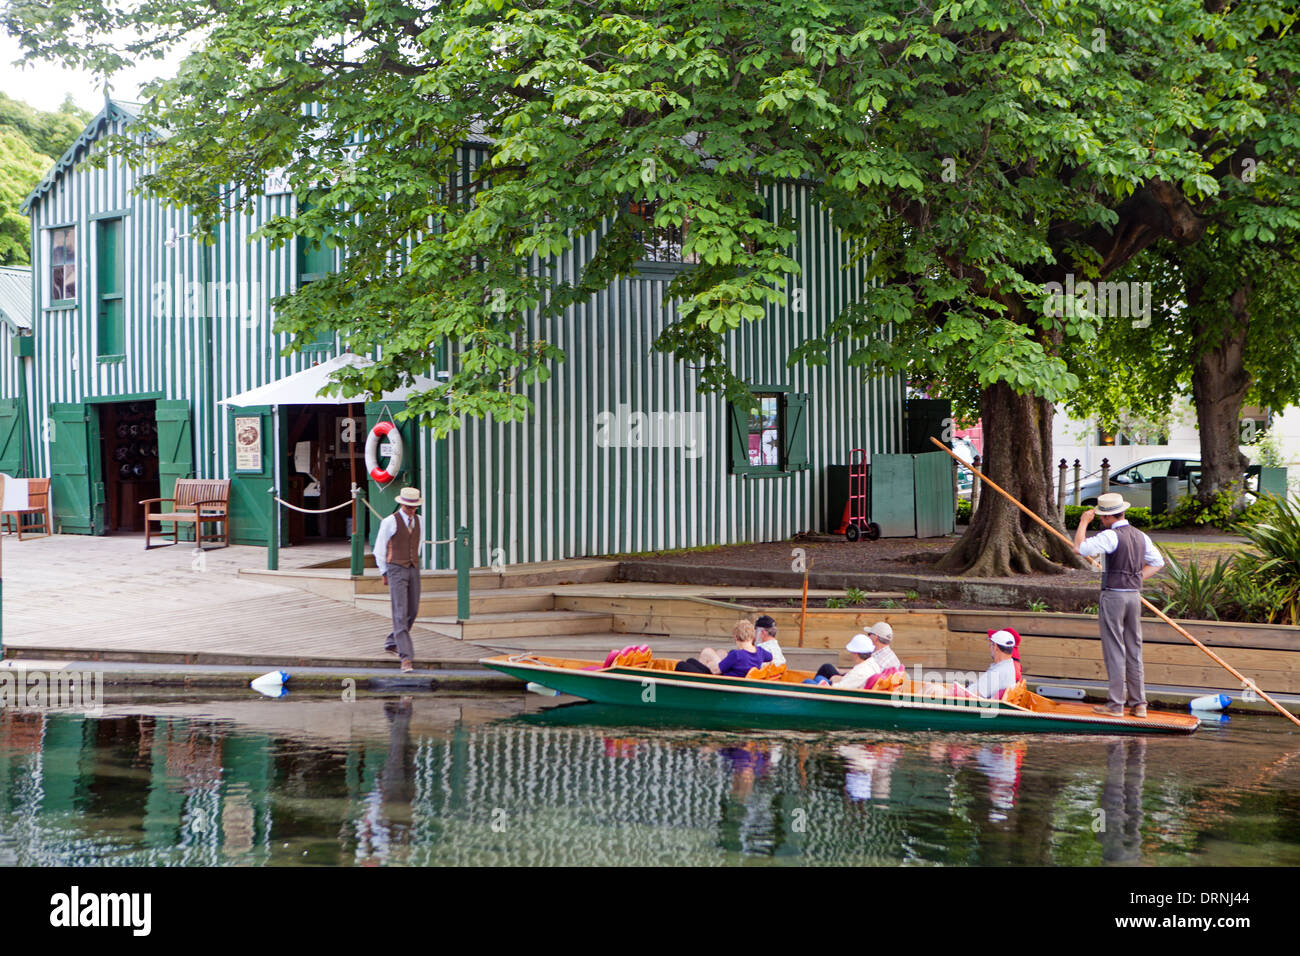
top-left (354, 588), bottom-right (556, 618)
top-left (417, 609), bottom-right (617, 642)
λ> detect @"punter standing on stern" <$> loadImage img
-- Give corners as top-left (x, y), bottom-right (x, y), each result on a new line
top-left (374, 487), bottom-right (425, 673)
top-left (1073, 493), bottom-right (1164, 717)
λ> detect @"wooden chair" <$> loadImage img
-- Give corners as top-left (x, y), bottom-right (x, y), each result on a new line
top-left (2, 477), bottom-right (52, 540)
top-left (141, 478), bottom-right (232, 550)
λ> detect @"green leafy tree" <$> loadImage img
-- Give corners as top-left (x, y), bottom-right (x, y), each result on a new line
top-left (0, 93), bottom-right (91, 264)
top-left (5, 0), bottom-right (1296, 576)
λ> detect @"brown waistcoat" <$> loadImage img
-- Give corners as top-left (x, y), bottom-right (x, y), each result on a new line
top-left (1101, 522), bottom-right (1145, 590)
top-left (386, 512), bottom-right (421, 568)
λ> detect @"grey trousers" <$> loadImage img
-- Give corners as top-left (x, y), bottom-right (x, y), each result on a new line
top-left (384, 565), bottom-right (421, 662)
top-left (1099, 589), bottom-right (1146, 709)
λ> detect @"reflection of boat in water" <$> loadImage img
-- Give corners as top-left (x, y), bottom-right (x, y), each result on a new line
top-left (482, 654), bottom-right (1200, 736)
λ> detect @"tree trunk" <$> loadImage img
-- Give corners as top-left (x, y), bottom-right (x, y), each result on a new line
top-left (1191, 283), bottom-right (1251, 507)
top-left (937, 382), bottom-right (1086, 576)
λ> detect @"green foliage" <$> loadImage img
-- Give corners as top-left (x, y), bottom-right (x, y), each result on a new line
top-left (1082, 604), bottom-right (1099, 616)
top-left (825, 597), bottom-right (847, 610)
top-left (879, 599), bottom-right (903, 610)
top-left (0, 93), bottom-right (90, 265)
top-left (1026, 598), bottom-right (1049, 613)
top-left (1154, 548), bottom-right (1230, 622)
top-left (1151, 489), bottom-right (1245, 530)
top-left (1064, 505), bottom-right (1153, 530)
top-left (7, 0), bottom-right (1295, 441)
top-left (904, 590), bottom-right (919, 601)
top-left (961, 501), bottom-right (1154, 529)
top-left (1233, 495), bottom-right (1300, 626)
top-left (844, 587), bottom-right (868, 606)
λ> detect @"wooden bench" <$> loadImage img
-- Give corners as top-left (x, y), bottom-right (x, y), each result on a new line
top-left (141, 478), bottom-right (231, 550)
top-left (2, 477), bottom-right (52, 540)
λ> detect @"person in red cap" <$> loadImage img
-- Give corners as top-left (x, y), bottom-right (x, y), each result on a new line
top-left (988, 628), bottom-right (1022, 681)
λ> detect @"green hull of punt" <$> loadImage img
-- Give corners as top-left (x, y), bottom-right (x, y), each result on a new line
top-left (481, 657), bottom-right (1200, 736)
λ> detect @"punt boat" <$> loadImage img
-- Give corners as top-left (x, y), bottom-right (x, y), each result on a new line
top-left (480, 652), bottom-right (1200, 735)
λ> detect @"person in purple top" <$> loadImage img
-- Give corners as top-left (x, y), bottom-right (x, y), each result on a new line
top-left (715, 620), bottom-right (773, 677)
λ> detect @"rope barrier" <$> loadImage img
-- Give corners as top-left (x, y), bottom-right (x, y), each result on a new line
top-left (271, 496), bottom-right (356, 515)
top-left (355, 494), bottom-right (386, 522)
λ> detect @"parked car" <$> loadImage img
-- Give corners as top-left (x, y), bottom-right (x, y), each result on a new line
top-left (1065, 456), bottom-right (1200, 508)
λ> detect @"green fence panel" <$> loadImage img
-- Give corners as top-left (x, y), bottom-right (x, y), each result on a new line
top-left (913, 451), bottom-right (955, 538)
top-left (869, 454), bottom-right (915, 537)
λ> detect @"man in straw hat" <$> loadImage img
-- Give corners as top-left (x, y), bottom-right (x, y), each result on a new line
top-left (1073, 492), bottom-right (1164, 717)
top-left (374, 487), bottom-right (425, 672)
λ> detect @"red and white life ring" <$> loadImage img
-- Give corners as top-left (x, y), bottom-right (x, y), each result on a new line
top-left (365, 422), bottom-right (403, 485)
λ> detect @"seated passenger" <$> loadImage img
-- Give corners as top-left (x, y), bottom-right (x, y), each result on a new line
top-left (716, 619), bottom-right (774, 677)
top-left (865, 622), bottom-right (902, 677)
top-left (754, 614), bottom-right (786, 666)
top-left (676, 619), bottom-right (772, 676)
top-left (957, 630), bottom-right (1019, 699)
top-left (804, 633), bottom-right (882, 688)
top-left (987, 627), bottom-right (1022, 681)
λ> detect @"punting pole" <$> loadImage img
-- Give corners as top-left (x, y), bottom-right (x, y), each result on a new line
top-left (929, 436), bottom-right (1300, 728)
top-left (798, 557), bottom-right (810, 648)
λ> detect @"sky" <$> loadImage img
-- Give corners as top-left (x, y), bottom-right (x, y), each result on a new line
top-left (0, 32), bottom-right (192, 114)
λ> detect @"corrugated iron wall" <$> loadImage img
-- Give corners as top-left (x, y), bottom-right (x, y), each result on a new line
top-left (25, 122), bottom-right (901, 562)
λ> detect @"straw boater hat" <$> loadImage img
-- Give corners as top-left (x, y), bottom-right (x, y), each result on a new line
top-left (1095, 492), bottom-right (1131, 516)
top-left (396, 487), bottom-right (423, 507)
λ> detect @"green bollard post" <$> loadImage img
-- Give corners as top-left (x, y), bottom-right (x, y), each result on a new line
top-left (456, 525), bottom-right (471, 621)
top-left (349, 491), bottom-right (365, 577)
top-left (267, 486), bottom-right (279, 571)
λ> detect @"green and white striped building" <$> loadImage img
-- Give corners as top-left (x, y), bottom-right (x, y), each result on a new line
top-left (13, 99), bottom-right (904, 567)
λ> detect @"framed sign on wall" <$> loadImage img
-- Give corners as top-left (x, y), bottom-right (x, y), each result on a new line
top-left (234, 416), bottom-right (263, 472)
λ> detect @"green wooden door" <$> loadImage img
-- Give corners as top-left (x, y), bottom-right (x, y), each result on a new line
top-left (0, 398), bottom-right (24, 475)
top-left (228, 405), bottom-right (275, 546)
top-left (155, 400), bottom-right (194, 501)
top-left (913, 451), bottom-right (955, 538)
top-left (869, 453), bottom-right (916, 538)
top-left (50, 402), bottom-right (103, 534)
top-left (365, 402), bottom-right (416, 547)
top-left (156, 400), bottom-right (196, 542)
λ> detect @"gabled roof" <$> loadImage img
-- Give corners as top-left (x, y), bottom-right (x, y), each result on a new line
top-left (0, 266), bottom-right (32, 333)
top-left (20, 98), bottom-right (142, 215)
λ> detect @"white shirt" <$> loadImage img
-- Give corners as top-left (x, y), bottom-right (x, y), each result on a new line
top-left (967, 658), bottom-right (1018, 699)
top-left (1078, 518), bottom-right (1164, 591)
top-left (839, 656), bottom-right (883, 690)
top-left (373, 511), bottom-right (422, 576)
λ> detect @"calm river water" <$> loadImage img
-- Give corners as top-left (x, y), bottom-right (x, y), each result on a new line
top-left (1, 692), bottom-right (1297, 866)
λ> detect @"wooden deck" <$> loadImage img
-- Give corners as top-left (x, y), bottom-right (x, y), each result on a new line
top-left (0, 534), bottom-right (490, 669)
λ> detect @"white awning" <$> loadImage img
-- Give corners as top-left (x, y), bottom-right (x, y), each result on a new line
top-left (220, 353), bottom-right (440, 407)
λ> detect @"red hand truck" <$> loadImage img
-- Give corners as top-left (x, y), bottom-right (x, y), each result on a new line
top-left (836, 448), bottom-right (881, 542)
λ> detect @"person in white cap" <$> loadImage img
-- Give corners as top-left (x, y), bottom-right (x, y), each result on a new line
top-left (373, 487), bottom-right (425, 672)
top-left (1073, 492), bottom-right (1165, 718)
top-left (867, 622), bottom-right (901, 674)
top-left (958, 630), bottom-right (1020, 699)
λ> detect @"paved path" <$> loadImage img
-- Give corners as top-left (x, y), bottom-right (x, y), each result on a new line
top-left (1, 533), bottom-right (490, 669)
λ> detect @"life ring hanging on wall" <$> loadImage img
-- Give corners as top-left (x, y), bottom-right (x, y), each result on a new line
top-left (365, 421), bottom-right (403, 485)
